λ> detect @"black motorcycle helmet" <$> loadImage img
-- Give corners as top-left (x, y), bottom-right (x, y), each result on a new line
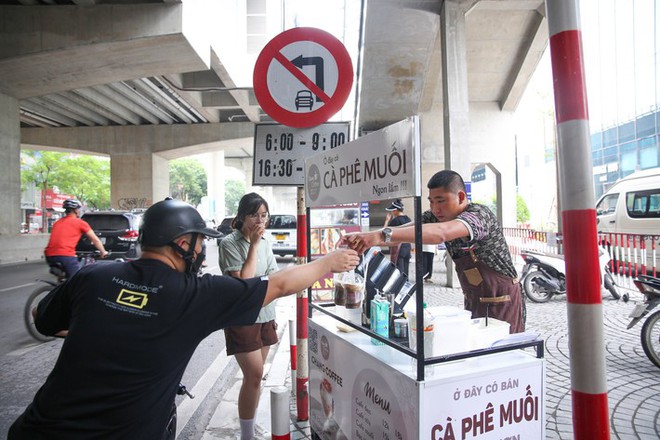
top-left (139, 198), bottom-right (219, 273)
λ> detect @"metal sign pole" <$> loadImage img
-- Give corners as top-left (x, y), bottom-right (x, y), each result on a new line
top-left (295, 186), bottom-right (309, 421)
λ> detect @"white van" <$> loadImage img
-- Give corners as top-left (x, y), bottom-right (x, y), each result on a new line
top-left (595, 168), bottom-right (660, 235)
top-left (265, 214), bottom-right (297, 258)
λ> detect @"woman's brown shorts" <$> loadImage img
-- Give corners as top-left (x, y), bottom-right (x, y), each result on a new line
top-left (224, 320), bottom-right (278, 355)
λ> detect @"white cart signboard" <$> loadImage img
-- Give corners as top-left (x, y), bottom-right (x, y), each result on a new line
top-left (304, 116), bottom-right (422, 207)
top-left (309, 316), bottom-right (545, 440)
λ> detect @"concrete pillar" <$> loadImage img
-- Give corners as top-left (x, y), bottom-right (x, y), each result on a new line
top-left (0, 92), bottom-right (49, 265)
top-left (207, 150), bottom-right (226, 221)
top-left (441, 0), bottom-right (471, 178)
top-left (440, 0), bottom-right (470, 287)
top-left (0, 92), bottom-right (20, 236)
top-left (110, 153), bottom-right (169, 210)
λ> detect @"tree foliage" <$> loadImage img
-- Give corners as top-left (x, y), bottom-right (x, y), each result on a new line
top-left (516, 193), bottom-right (530, 224)
top-left (474, 195), bottom-right (497, 217)
top-left (225, 179), bottom-right (246, 215)
top-left (21, 150), bottom-right (111, 223)
top-left (169, 158), bottom-right (207, 206)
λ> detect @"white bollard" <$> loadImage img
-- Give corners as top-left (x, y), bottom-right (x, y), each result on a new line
top-left (270, 386), bottom-right (291, 440)
top-left (288, 319), bottom-right (296, 396)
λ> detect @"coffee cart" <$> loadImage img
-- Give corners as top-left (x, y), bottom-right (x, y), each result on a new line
top-left (303, 116), bottom-right (545, 440)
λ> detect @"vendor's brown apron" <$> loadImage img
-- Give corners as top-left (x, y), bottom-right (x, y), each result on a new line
top-left (453, 250), bottom-right (525, 333)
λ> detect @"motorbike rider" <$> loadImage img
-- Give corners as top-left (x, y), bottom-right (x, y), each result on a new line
top-left (44, 198), bottom-right (108, 279)
top-left (9, 198), bottom-right (359, 440)
top-left (341, 170), bottom-right (525, 333)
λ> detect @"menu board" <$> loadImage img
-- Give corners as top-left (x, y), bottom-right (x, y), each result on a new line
top-left (309, 319), bottom-right (419, 439)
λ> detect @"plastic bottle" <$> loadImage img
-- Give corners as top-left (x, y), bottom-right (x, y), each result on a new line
top-left (422, 302), bottom-right (435, 356)
top-left (370, 292), bottom-right (390, 345)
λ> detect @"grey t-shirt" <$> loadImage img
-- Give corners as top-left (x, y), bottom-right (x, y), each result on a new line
top-left (422, 203), bottom-right (517, 278)
top-left (218, 230), bottom-right (280, 322)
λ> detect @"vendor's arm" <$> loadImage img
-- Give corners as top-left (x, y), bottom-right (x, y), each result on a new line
top-left (264, 248), bottom-right (359, 305)
top-left (341, 221), bottom-right (469, 254)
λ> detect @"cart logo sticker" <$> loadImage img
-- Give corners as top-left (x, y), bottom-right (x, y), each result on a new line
top-left (306, 164), bottom-right (321, 201)
top-left (320, 335), bottom-right (330, 360)
top-left (116, 289), bottom-right (149, 309)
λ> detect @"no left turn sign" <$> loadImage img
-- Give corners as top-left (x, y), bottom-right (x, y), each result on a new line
top-left (253, 27), bottom-right (354, 128)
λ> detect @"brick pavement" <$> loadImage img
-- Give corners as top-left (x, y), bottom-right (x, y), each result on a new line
top-left (210, 262), bottom-right (660, 439)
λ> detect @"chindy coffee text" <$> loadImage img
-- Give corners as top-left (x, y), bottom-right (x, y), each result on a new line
top-left (430, 384), bottom-right (540, 440)
top-left (311, 355), bottom-right (343, 388)
top-left (321, 148), bottom-right (408, 194)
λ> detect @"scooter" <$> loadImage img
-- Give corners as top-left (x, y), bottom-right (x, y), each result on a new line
top-left (520, 247), bottom-right (620, 303)
top-left (627, 275), bottom-right (660, 368)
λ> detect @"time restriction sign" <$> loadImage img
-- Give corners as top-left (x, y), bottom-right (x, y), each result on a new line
top-left (253, 27), bottom-right (354, 128)
top-left (253, 122), bottom-right (350, 186)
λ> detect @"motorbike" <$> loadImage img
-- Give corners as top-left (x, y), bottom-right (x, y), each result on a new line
top-left (520, 247), bottom-right (620, 303)
top-left (627, 274), bottom-right (660, 368)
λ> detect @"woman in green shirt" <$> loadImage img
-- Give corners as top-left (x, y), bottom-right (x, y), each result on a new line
top-left (218, 193), bottom-right (279, 440)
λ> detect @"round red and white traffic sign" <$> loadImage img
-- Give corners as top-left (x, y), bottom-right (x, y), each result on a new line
top-left (253, 27), bottom-right (353, 128)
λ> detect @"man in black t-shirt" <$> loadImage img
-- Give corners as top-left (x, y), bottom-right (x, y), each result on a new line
top-left (9, 199), bottom-right (358, 440)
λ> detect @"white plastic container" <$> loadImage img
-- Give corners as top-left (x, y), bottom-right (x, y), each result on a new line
top-left (467, 317), bottom-right (511, 350)
top-left (427, 306), bottom-right (472, 355)
top-left (406, 303), bottom-right (435, 357)
top-left (405, 305), bottom-right (472, 356)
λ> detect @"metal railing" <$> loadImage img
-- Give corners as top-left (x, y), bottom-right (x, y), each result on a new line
top-left (503, 228), bottom-right (659, 289)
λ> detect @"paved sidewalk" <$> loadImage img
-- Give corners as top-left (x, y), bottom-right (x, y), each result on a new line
top-left (195, 262), bottom-right (660, 439)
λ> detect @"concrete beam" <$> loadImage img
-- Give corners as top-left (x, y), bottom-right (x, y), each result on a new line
top-left (210, 51), bottom-right (261, 122)
top-left (161, 74), bottom-right (220, 123)
top-left (0, 3), bottom-right (214, 99)
top-left (202, 91), bottom-right (240, 108)
top-left (20, 121), bottom-right (255, 156)
top-left (500, 11), bottom-right (548, 111)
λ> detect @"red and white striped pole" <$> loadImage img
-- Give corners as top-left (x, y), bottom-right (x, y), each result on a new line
top-left (295, 187), bottom-right (309, 421)
top-left (288, 319), bottom-right (296, 397)
top-left (545, 1), bottom-right (610, 438)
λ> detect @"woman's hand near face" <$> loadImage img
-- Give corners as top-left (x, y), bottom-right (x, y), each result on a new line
top-left (248, 223), bottom-right (265, 244)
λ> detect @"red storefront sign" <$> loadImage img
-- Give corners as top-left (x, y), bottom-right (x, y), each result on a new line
top-left (44, 189), bottom-right (72, 210)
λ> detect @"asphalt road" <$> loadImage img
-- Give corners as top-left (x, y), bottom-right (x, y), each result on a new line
top-left (0, 241), bottom-right (295, 439)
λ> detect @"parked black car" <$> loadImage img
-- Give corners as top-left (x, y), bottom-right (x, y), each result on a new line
top-left (216, 216), bottom-right (234, 246)
top-left (76, 210), bottom-right (142, 260)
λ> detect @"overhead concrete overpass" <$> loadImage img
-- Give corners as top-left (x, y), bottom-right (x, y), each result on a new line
top-left (0, 0), bottom-right (548, 264)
